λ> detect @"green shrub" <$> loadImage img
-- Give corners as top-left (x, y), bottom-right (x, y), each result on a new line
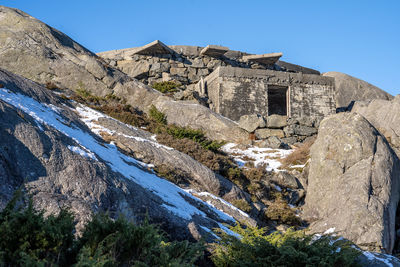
top-left (152, 81), bottom-right (180, 93)
top-left (76, 213), bottom-right (203, 266)
top-left (211, 225), bottom-right (361, 267)
top-left (149, 105), bottom-right (167, 125)
top-left (0, 190), bottom-right (76, 266)
top-left (0, 191), bottom-right (204, 266)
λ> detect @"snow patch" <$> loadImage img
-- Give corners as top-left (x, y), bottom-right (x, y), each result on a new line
top-left (67, 145), bottom-right (97, 160)
top-left (186, 189), bottom-right (249, 218)
top-left (324, 227), bottom-right (336, 235)
top-left (222, 143), bottom-right (292, 172)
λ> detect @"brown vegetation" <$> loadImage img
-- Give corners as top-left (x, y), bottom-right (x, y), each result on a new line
top-left (279, 137), bottom-right (315, 169)
top-left (45, 81), bottom-right (58, 90)
top-left (265, 193), bottom-right (300, 225)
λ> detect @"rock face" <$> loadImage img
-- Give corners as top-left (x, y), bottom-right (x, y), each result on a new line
top-left (0, 68), bottom-right (247, 240)
top-left (322, 71), bottom-right (393, 109)
top-left (352, 96), bottom-right (400, 155)
top-left (90, 116), bottom-right (256, 224)
top-left (0, 6), bottom-right (247, 143)
top-left (304, 112), bottom-right (400, 253)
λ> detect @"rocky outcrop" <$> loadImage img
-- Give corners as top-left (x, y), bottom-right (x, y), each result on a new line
top-left (0, 6), bottom-right (247, 143)
top-left (322, 71), bottom-right (393, 109)
top-left (352, 96), bottom-right (400, 156)
top-left (88, 115), bottom-right (256, 224)
top-left (0, 68), bottom-right (246, 240)
top-left (304, 112), bottom-right (400, 253)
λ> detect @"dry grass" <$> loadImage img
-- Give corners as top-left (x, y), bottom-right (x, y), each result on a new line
top-left (99, 131), bottom-right (115, 143)
top-left (265, 193), bottom-right (300, 225)
top-left (45, 81), bottom-right (58, 90)
top-left (279, 137), bottom-right (315, 169)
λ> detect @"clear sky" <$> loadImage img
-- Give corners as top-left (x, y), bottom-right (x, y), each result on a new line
top-left (2, 0), bottom-right (400, 95)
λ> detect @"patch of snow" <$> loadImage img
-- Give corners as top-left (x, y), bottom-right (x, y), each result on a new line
top-left (199, 225), bottom-right (220, 239)
top-left (324, 227), bottom-right (336, 235)
top-left (67, 145), bottom-right (97, 161)
top-left (186, 189), bottom-right (249, 218)
top-left (363, 251), bottom-right (394, 267)
top-left (0, 88), bottom-right (234, 223)
top-left (290, 164), bottom-right (306, 168)
top-left (120, 134), bottom-right (174, 151)
top-left (222, 143), bottom-right (292, 172)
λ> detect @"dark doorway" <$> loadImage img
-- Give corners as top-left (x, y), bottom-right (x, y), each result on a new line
top-left (268, 85), bottom-right (288, 116)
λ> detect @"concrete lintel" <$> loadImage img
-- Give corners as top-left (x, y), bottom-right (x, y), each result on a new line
top-left (132, 40), bottom-right (174, 55)
top-left (200, 45), bottom-right (229, 57)
top-left (243, 52), bottom-right (283, 65)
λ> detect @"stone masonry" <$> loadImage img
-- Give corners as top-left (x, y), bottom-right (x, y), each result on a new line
top-left (203, 66), bottom-right (336, 121)
top-left (98, 40), bottom-right (336, 145)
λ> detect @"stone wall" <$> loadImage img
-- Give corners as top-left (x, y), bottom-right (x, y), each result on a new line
top-left (203, 66), bottom-right (335, 121)
top-left (98, 45), bottom-right (320, 89)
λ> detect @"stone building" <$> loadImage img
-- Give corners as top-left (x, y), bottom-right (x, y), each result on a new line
top-left (98, 40), bottom-right (336, 123)
top-left (202, 66), bottom-right (336, 121)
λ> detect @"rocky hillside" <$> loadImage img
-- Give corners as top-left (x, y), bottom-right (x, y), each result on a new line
top-left (0, 5), bottom-right (247, 143)
top-left (0, 68), bottom-right (250, 240)
top-left (1, 4), bottom-right (400, 266)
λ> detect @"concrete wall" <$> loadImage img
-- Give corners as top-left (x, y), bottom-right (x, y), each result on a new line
top-left (205, 67), bottom-right (335, 121)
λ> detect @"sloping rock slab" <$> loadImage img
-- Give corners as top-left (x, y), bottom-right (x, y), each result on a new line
top-left (0, 68), bottom-right (241, 241)
top-left (304, 112), bottom-right (400, 254)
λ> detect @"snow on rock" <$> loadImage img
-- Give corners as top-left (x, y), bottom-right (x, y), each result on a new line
top-left (185, 189), bottom-right (250, 218)
top-left (67, 145), bottom-right (97, 161)
top-left (0, 88), bottom-right (234, 223)
top-left (222, 143), bottom-right (292, 172)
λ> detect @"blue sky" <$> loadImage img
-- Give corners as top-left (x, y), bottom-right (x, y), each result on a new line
top-left (3, 0), bottom-right (400, 95)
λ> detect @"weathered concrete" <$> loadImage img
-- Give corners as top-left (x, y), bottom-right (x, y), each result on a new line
top-left (276, 60), bottom-right (320, 75)
top-left (200, 45), bottom-right (229, 57)
top-left (243, 52), bottom-right (283, 65)
top-left (132, 40), bottom-right (174, 55)
top-left (204, 66), bottom-right (336, 121)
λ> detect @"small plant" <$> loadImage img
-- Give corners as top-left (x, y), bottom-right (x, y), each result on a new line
top-left (154, 164), bottom-right (189, 185)
top-left (45, 81), bottom-right (58, 90)
top-left (152, 81), bottom-right (180, 94)
top-left (265, 192), bottom-right (300, 225)
top-left (149, 105), bottom-right (167, 125)
top-left (231, 199), bottom-right (252, 213)
top-left (211, 224), bottom-right (361, 267)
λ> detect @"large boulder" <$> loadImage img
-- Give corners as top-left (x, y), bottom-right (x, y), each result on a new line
top-left (322, 72), bottom-right (393, 109)
top-left (0, 6), bottom-right (247, 143)
top-left (238, 114), bottom-right (265, 132)
top-left (352, 96), bottom-right (400, 155)
top-left (304, 112), bottom-right (400, 253)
